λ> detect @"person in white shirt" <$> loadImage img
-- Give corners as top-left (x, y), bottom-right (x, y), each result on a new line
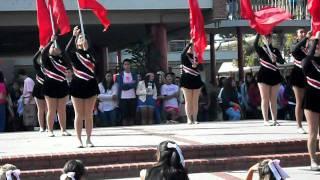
top-left (161, 73), bottom-right (180, 123)
top-left (98, 71), bottom-right (118, 126)
top-left (18, 69), bottom-right (37, 130)
top-left (136, 73), bottom-right (157, 125)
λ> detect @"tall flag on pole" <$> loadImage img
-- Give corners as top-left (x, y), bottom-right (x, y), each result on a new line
top-left (188, 0), bottom-right (207, 64)
top-left (240, 0), bottom-right (291, 35)
top-left (36, 0), bottom-right (53, 47)
top-left (48, 0), bottom-right (71, 35)
top-left (78, 0), bottom-right (110, 31)
top-left (308, 0), bottom-right (320, 36)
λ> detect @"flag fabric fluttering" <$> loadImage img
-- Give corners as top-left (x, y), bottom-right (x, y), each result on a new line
top-left (36, 0), bottom-right (53, 47)
top-left (308, 0), bottom-right (320, 36)
top-left (48, 0), bottom-right (71, 35)
top-left (78, 0), bottom-right (110, 31)
top-left (240, 0), bottom-right (291, 35)
top-left (188, 0), bottom-right (207, 64)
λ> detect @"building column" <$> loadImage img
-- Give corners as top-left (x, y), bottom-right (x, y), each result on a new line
top-left (210, 33), bottom-right (217, 86)
top-left (237, 27), bottom-right (244, 82)
top-left (150, 24), bottom-right (168, 72)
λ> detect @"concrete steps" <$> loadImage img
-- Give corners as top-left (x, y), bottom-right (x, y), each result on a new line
top-left (0, 139), bottom-right (315, 179)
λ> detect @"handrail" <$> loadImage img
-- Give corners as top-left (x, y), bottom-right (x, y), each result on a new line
top-left (227, 0), bottom-right (309, 20)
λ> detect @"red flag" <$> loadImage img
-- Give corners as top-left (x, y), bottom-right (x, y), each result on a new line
top-left (79, 0), bottom-right (110, 31)
top-left (240, 0), bottom-right (291, 35)
top-left (308, 0), bottom-right (320, 36)
top-left (36, 0), bottom-right (53, 47)
top-left (48, 0), bottom-right (71, 35)
top-left (188, 0), bottom-right (207, 64)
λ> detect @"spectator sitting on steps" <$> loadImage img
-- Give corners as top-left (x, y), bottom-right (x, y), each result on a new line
top-left (0, 164), bottom-right (20, 180)
top-left (60, 160), bottom-right (86, 180)
top-left (140, 141), bottom-right (189, 180)
top-left (246, 159), bottom-right (289, 180)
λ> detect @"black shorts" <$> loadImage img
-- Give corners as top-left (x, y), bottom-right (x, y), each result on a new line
top-left (257, 67), bottom-right (283, 86)
top-left (119, 98), bottom-right (136, 119)
top-left (290, 67), bottom-right (306, 88)
top-left (32, 83), bottom-right (45, 99)
top-left (70, 78), bottom-right (99, 99)
top-left (43, 79), bottom-right (69, 98)
top-left (303, 86), bottom-right (320, 113)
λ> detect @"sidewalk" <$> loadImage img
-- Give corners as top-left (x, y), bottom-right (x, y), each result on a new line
top-left (110, 166), bottom-right (320, 180)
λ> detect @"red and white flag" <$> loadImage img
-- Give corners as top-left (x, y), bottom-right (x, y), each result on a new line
top-left (36, 0), bottom-right (53, 47)
top-left (79, 0), bottom-right (110, 31)
top-left (308, 0), bottom-right (320, 36)
top-left (188, 0), bottom-right (207, 64)
top-left (48, 0), bottom-right (71, 35)
top-left (240, 0), bottom-right (291, 35)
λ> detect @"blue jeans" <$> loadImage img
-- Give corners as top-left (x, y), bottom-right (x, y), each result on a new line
top-left (225, 107), bottom-right (241, 121)
top-left (0, 104), bottom-right (6, 132)
top-left (99, 110), bottom-right (117, 127)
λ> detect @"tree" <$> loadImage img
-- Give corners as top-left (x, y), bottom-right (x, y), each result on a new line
top-left (125, 41), bottom-right (149, 74)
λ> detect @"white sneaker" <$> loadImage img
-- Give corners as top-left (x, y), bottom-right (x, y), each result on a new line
top-left (39, 128), bottom-right (45, 133)
top-left (297, 127), bottom-right (307, 134)
top-left (48, 131), bottom-right (55, 137)
top-left (311, 161), bottom-right (320, 171)
top-left (62, 131), bottom-right (71, 136)
top-left (264, 121), bottom-right (273, 126)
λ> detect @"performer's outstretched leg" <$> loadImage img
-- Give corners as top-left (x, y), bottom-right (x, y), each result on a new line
top-left (191, 88), bottom-right (201, 124)
top-left (305, 110), bottom-right (320, 170)
top-left (84, 96), bottom-right (96, 147)
top-left (35, 98), bottom-right (46, 132)
top-left (72, 97), bottom-right (85, 148)
top-left (45, 96), bottom-right (58, 136)
top-left (270, 84), bottom-right (280, 125)
top-left (293, 87), bottom-right (306, 133)
top-left (258, 83), bottom-right (271, 125)
top-left (182, 88), bottom-right (193, 124)
top-left (57, 96), bottom-right (70, 135)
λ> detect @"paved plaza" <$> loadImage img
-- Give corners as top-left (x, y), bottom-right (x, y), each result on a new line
top-left (0, 120), bottom-right (309, 156)
top-left (1, 120), bottom-right (320, 179)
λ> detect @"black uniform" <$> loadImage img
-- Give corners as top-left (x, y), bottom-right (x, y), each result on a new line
top-left (180, 43), bottom-right (203, 89)
top-left (302, 38), bottom-right (320, 113)
top-left (65, 36), bottom-right (99, 99)
top-left (291, 38), bottom-right (308, 88)
top-left (32, 50), bottom-right (45, 99)
top-left (42, 41), bottom-right (69, 98)
top-left (254, 34), bottom-right (285, 86)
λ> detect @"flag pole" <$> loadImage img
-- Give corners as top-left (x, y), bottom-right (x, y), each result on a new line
top-left (76, 0), bottom-right (85, 38)
top-left (48, 4), bottom-right (57, 47)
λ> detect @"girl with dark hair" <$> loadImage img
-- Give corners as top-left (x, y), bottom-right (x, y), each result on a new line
top-left (290, 29), bottom-right (311, 134)
top-left (42, 35), bottom-right (70, 137)
top-left (32, 48), bottom-right (47, 132)
top-left (0, 71), bottom-right (7, 132)
top-left (302, 31), bottom-right (320, 170)
top-left (254, 34), bottom-right (285, 126)
top-left (65, 26), bottom-right (99, 148)
top-left (136, 73), bottom-right (157, 125)
top-left (140, 141), bottom-right (189, 180)
top-left (180, 41), bottom-right (203, 124)
top-left (60, 160), bottom-right (86, 180)
top-left (97, 71), bottom-right (118, 126)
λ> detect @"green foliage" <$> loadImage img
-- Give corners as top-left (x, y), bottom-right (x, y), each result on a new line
top-left (125, 41), bottom-right (149, 74)
top-left (243, 39), bottom-right (258, 67)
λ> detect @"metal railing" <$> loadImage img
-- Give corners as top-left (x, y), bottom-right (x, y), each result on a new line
top-left (227, 0), bottom-right (309, 20)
